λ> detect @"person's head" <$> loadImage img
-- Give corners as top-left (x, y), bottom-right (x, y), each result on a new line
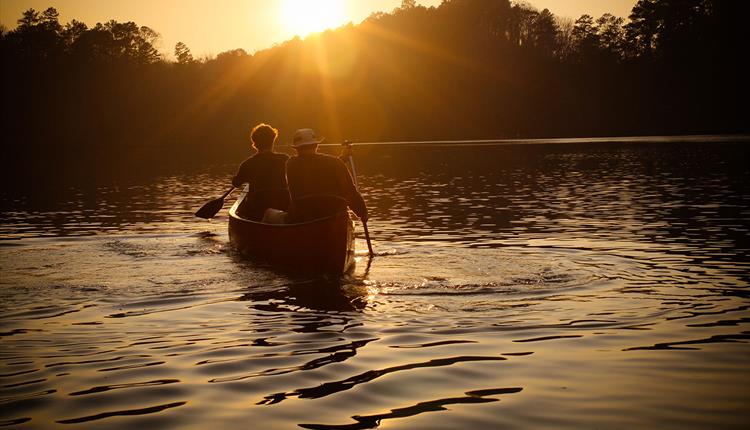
top-left (291, 128), bottom-right (324, 154)
top-left (250, 123), bottom-right (278, 152)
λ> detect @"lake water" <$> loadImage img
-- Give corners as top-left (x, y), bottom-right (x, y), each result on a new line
top-left (1, 137), bottom-right (749, 429)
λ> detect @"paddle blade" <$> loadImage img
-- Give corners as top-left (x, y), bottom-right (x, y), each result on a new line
top-left (194, 197), bottom-right (225, 219)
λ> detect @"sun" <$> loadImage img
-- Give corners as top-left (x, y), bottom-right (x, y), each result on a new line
top-left (279, 0), bottom-right (348, 38)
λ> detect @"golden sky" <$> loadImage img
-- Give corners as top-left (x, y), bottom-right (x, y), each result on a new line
top-left (0, 0), bottom-right (637, 58)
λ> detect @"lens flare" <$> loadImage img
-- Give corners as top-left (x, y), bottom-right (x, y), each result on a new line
top-left (279, 0), bottom-right (348, 38)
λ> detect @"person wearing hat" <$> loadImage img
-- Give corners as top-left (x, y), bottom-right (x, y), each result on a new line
top-left (286, 128), bottom-right (368, 223)
top-left (231, 123), bottom-right (290, 221)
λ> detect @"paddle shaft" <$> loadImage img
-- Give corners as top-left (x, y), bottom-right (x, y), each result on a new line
top-left (362, 219), bottom-right (374, 256)
top-left (220, 187), bottom-right (235, 200)
top-left (347, 153), bottom-right (374, 256)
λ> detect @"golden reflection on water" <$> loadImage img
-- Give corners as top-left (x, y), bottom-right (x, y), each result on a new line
top-left (1, 141), bottom-right (749, 428)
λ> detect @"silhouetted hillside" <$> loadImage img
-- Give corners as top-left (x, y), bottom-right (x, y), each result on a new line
top-left (1, 0), bottom-right (748, 176)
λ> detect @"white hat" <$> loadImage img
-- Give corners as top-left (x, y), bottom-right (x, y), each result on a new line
top-left (291, 128), bottom-right (325, 147)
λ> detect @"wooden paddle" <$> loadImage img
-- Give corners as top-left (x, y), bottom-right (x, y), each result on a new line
top-left (344, 141), bottom-right (374, 256)
top-left (194, 187), bottom-right (235, 219)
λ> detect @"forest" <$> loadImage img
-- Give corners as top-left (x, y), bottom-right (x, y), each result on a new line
top-left (1, 0), bottom-right (748, 173)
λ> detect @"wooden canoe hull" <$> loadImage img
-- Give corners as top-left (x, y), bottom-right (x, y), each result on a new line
top-left (228, 188), bottom-right (355, 274)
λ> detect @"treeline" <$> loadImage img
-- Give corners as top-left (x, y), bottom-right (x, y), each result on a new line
top-left (1, 0), bottom-right (748, 172)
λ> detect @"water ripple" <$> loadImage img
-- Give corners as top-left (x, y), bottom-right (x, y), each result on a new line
top-left (299, 387), bottom-right (523, 430)
top-left (68, 379), bottom-right (180, 396)
top-left (1, 140), bottom-right (748, 428)
top-left (55, 401), bottom-right (186, 424)
top-left (258, 356), bottom-right (508, 405)
top-left (623, 332), bottom-right (750, 351)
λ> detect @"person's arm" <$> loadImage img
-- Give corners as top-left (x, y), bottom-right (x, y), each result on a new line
top-left (337, 160), bottom-right (368, 221)
top-left (286, 159), bottom-right (300, 201)
top-left (232, 159), bottom-right (250, 188)
top-left (338, 143), bottom-right (353, 162)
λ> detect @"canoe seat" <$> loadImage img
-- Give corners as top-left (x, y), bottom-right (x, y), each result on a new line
top-left (238, 188), bottom-right (290, 221)
top-left (261, 208), bottom-right (288, 224)
top-left (288, 194), bottom-right (349, 223)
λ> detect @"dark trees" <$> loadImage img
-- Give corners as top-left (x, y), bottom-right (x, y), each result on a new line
top-left (174, 42), bottom-right (194, 64)
top-left (0, 0), bottom-right (746, 175)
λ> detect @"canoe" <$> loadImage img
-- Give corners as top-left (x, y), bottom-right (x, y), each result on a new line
top-left (228, 186), bottom-right (355, 274)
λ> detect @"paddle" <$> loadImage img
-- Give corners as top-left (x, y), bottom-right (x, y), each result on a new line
top-left (194, 187), bottom-right (235, 219)
top-left (344, 141), bottom-right (374, 256)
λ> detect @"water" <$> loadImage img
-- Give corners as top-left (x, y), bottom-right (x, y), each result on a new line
top-left (1, 137), bottom-right (749, 429)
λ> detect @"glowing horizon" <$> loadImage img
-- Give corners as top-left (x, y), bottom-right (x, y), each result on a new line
top-left (278, 0), bottom-right (349, 39)
top-left (0, 0), bottom-right (637, 58)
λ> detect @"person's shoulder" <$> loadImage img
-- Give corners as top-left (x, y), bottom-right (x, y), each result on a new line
top-left (287, 154), bottom-right (304, 167)
top-left (237, 156), bottom-right (254, 168)
top-left (316, 153), bottom-right (344, 164)
top-left (249, 152), bottom-right (288, 161)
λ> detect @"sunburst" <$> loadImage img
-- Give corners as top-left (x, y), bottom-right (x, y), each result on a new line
top-left (278, 0), bottom-right (348, 38)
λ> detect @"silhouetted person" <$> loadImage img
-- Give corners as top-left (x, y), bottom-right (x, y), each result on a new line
top-left (286, 128), bottom-right (368, 223)
top-left (232, 123), bottom-right (290, 221)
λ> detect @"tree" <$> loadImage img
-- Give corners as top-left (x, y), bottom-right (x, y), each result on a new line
top-left (400, 0), bottom-right (417, 9)
top-left (571, 14), bottom-right (598, 59)
top-left (135, 25), bottom-right (161, 63)
top-left (17, 9), bottom-right (41, 29)
top-left (596, 13), bottom-right (625, 57)
top-left (508, 4), bottom-right (537, 47)
top-left (39, 7), bottom-right (62, 32)
top-left (11, 7), bottom-right (64, 61)
top-left (70, 20), bottom-right (161, 63)
top-left (531, 8), bottom-right (558, 56)
top-left (216, 48), bottom-right (248, 61)
top-left (624, 0), bottom-right (709, 59)
top-left (62, 20), bottom-right (88, 47)
top-left (555, 17), bottom-right (575, 60)
top-left (174, 41), bottom-right (194, 64)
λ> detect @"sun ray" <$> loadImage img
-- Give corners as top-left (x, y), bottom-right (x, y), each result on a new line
top-left (278, 0), bottom-right (348, 38)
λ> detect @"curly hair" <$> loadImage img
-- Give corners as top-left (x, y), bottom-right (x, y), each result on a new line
top-left (250, 123), bottom-right (278, 151)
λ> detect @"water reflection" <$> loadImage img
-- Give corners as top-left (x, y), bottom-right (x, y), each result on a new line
top-left (258, 355), bottom-right (509, 404)
top-left (56, 401), bottom-right (187, 424)
top-left (237, 278), bottom-right (369, 313)
top-left (299, 387), bottom-right (523, 430)
top-left (0, 139), bottom-right (748, 429)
